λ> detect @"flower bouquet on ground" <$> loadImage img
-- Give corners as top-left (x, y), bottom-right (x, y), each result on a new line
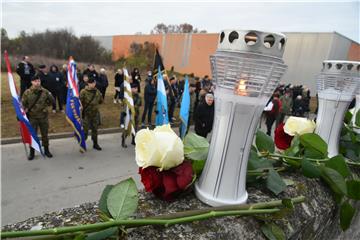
top-left (135, 124), bottom-right (209, 201)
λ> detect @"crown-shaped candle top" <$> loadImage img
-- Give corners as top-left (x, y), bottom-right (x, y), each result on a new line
top-left (321, 60), bottom-right (360, 76)
top-left (217, 30), bottom-right (286, 58)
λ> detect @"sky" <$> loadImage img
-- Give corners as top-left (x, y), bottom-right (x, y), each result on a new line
top-left (1, 0), bottom-right (359, 43)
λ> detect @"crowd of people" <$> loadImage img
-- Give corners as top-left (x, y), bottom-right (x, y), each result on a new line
top-left (264, 84), bottom-right (311, 136)
top-left (15, 56), bottom-right (216, 160)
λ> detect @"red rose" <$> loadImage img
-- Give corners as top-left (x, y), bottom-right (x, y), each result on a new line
top-left (274, 123), bottom-right (293, 150)
top-left (172, 161), bottom-right (194, 190)
top-left (139, 167), bottom-right (162, 192)
top-left (139, 161), bottom-right (194, 201)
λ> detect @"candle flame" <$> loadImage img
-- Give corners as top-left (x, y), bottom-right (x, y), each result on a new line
top-left (235, 79), bottom-right (247, 96)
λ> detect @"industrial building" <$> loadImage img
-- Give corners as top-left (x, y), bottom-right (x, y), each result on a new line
top-left (94, 32), bottom-right (360, 96)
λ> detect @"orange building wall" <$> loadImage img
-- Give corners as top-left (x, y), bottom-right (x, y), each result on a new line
top-left (112, 33), bottom-right (359, 78)
top-left (348, 42), bottom-right (360, 61)
top-left (112, 33), bottom-right (219, 77)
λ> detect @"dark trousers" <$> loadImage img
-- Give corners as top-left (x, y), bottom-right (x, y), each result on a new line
top-left (100, 88), bottom-right (107, 99)
top-left (51, 90), bottom-right (63, 111)
top-left (265, 115), bottom-right (277, 136)
top-left (141, 100), bottom-right (155, 124)
top-left (168, 99), bottom-right (176, 122)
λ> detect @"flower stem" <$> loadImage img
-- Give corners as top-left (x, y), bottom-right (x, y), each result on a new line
top-left (0, 196), bottom-right (305, 239)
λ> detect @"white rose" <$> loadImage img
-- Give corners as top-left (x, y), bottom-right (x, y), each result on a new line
top-left (135, 124), bottom-right (184, 170)
top-left (284, 116), bottom-right (316, 136)
top-left (135, 128), bottom-right (162, 168)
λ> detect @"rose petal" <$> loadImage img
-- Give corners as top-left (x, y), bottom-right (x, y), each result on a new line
top-left (161, 171), bottom-right (178, 200)
top-left (172, 161), bottom-right (193, 190)
top-left (284, 117), bottom-right (316, 136)
top-left (154, 131), bottom-right (184, 170)
top-left (135, 129), bottom-right (162, 168)
top-left (274, 123), bottom-right (294, 150)
top-left (139, 167), bottom-right (162, 192)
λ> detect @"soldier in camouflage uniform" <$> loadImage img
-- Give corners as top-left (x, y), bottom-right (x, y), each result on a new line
top-left (80, 78), bottom-right (103, 150)
top-left (22, 75), bottom-right (55, 160)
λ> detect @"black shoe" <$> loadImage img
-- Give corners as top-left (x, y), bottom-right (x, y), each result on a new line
top-left (93, 143), bottom-right (102, 151)
top-left (44, 147), bottom-right (53, 158)
top-left (122, 137), bottom-right (127, 148)
top-left (28, 148), bottom-right (35, 160)
top-left (131, 137), bottom-right (136, 146)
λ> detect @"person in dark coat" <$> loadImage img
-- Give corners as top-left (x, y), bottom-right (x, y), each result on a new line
top-left (194, 93), bottom-right (215, 138)
top-left (61, 64), bottom-right (68, 105)
top-left (293, 95), bottom-right (305, 117)
top-left (114, 69), bottom-right (124, 103)
top-left (141, 78), bottom-right (157, 127)
top-left (97, 68), bottom-right (109, 99)
top-left (83, 64), bottom-right (98, 82)
top-left (168, 76), bottom-right (178, 123)
top-left (79, 74), bottom-right (89, 92)
top-left (48, 65), bottom-right (66, 112)
top-left (265, 93), bottom-right (281, 136)
top-left (38, 65), bottom-right (52, 93)
top-left (16, 56), bottom-right (36, 97)
top-left (131, 68), bottom-right (141, 93)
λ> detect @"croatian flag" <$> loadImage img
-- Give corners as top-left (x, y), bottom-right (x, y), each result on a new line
top-left (4, 51), bottom-right (42, 154)
top-left (155, 66), bottom-right (169, 126)
top-left (65, 57), bottom-right (86, 152)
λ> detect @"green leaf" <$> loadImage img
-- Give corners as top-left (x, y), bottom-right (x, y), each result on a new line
top-left (355, 110), bottom-right (360, 127)
top-left (256, 130), bottom-right (275, 153)
top-left (183, 132), bottom-right (209, 161)
top-left (304, 148), bottom-right (324, 159)
top-left (98, 185), bottom-right (114, 217)
top-left (248, 149), bottom-right (273, 170)
top-left (346, 180), bottom-right (360, 200)
top-left (325, 155), bottom-right (350, 178)
top-left (261, 223), bottom-right (286, 240)
top-left (266, 169), bottom-right (287, 195)
top-left (301, 159), bottom-right (321, 178)
top-left (300, 133), bottom-right (328, 157)
top-left (344, 111), bottom-right (353, 124)
top-left (340, 201), bottom-right (355, 231)
top-left (320, 166), bottom-right (347, 196)
top-left (191, 159), bottom-right (205, 175)
top-left (85, 227), bottom-right (118, 240)
top-left (107, 178), bottom-right (138, 220)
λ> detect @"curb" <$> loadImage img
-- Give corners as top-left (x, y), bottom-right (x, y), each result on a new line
top-left (1, 127), bottom-right (122, 145)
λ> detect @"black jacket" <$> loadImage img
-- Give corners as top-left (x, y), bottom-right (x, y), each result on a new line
top-left (194, 102), bottom-right (214, 136)
top-left (16, 61), bottom-right (35, 81)
top-left (97, 73), bottom-right (109, 90)
top-left (38, 71), bottom-right (52, 92)
top-left (114, 73), bottom-right (124, 87)
top-left (144, 82), bottom-right (157, 103)
top-left (48, 65), bottom-right (65, 92)
top-left (83, 69), bottom-right (99, 82)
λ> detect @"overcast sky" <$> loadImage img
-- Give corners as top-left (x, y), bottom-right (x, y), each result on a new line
top-left (2, 0), bottom-right (359, 42)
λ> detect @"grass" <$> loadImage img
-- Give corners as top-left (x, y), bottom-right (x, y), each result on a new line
top-left (1, 72), bottom-right (156, 138)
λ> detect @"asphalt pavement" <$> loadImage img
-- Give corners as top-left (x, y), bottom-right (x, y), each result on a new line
top-left (1, 133), bottom-right (141, 226)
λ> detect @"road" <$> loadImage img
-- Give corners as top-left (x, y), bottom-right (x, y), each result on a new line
top-left (1, 133), bottom-right (141, 225)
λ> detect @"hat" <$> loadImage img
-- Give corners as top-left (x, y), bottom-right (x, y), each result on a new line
top-left (31, 75), bottom-right (40, 81)
top-left (39, 64), bottom-right (46, 69)
top-left (87, 78), bottom-right (95, 84)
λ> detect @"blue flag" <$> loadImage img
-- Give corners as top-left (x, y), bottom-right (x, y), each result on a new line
top-left (65, 58), bottom-right (86, 152)
top-left (179, 76), bottom-right (190, 139)
top-left (156, 66), bottom-right (169, 126)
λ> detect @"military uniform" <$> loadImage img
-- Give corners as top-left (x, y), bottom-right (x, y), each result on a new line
top-left (22, 85), bottom-right (54, 159)
top-left (80, 84), bottom-right (103, 150)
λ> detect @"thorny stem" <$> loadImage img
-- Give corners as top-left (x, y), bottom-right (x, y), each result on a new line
top-left (262, 153), bottom-right (360, 167)
top-left (1, 196), bottom-right (305, 239)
